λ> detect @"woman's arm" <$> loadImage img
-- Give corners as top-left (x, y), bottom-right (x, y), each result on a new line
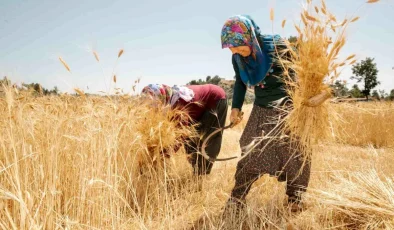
top-left (231, 56), bottom-right (247, 110)
top-left (230, 56), bottom-right (247, 126)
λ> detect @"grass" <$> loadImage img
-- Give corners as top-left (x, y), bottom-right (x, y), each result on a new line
top-left (1, 85), bottom-right (394, 229)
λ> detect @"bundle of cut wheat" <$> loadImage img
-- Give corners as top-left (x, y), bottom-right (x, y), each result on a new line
top-left (133, 100), bottom-right (196, 169)
top-left (279, 0), bottom-right (379, 158)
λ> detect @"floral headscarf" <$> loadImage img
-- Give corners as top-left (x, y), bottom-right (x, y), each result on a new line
top-left (141, 84), bottom-right (195, 107)
top-left (141, 84), bottom-right (173, 104)
top-left (170, 85), bottom-right (194, 106)
top-left (221, 15), bottom-right (272, 87)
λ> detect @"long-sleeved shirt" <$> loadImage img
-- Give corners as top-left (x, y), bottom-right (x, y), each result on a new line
top-left (174, 84), bottom-right (226, 123)
top-left (231, 35), bottom-right (288, 110)
top-left (164, 84), bottom-right (226, 155)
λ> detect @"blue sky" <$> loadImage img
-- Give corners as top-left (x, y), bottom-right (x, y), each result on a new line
top-left (1, 0), bottom-right (393, 94)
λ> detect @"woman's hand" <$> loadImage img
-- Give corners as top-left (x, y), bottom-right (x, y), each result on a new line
top-left (303, 89), bottom-right (332, 107)
top-left (230, 108), bottom-right (243, 127)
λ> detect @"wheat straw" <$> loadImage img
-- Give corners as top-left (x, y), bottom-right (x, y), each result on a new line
top-left (73, 87), bottom-right (85, 96)
top-left (282, 19), bottom-right (286, 28)
top-left (280, 0), bottom-right (360, 160)
top-left (0, 86), bottom-right (195, 228)
top-left (270, 8), bottom-right (274, 21)
top-left (93, 50), bottom-right (100, 62)
top-left (59, 57), bottom-right (71, 72)
top-left (351, 16), bottom-right (360, 22)
top-left (118, 49), bottom-right (124, 58)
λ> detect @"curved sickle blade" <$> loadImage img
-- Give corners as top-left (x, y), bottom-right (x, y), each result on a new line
top-left (199, 123), bottom-right (238, 162)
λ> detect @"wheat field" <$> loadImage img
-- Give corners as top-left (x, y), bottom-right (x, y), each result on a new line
top-left (1, 86), bottom-right (394, 230)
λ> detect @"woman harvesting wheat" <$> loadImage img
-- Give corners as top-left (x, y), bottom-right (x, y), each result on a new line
top-left (220, 15), bottom-right (329, 212)
top-left (141, 83), bottom-right (228, 175)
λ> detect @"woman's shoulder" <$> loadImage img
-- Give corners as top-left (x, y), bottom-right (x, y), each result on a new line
top-left (258, 34), bottom-right (285, 47)
top-left (257, 34), bottom-right (283, 40)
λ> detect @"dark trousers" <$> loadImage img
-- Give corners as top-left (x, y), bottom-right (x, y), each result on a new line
top-left (230, 105), bottom-right (311, 203)
top-left (184, 99), bottom-right (228, 175)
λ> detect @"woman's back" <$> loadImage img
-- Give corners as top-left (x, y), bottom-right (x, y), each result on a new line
top-left (174, 84), bottom-right (226, 121)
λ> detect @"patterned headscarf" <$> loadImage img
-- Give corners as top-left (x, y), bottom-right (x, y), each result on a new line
top-left (221, 15), bottom-right (272, 87)
top-left (141, 84), bottom-right (173, 104)
top-left (170, 85), bottom-right (195, 106)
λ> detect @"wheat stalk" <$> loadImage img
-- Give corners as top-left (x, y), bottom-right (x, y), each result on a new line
top-left (93, 50), bottom-right (100, 62)
top-left (351, 16), bottom-right (360, 22)
top-left (270, 8), bottom-right (275, 21)
top-left (282, 19), bottom-right (286, 28)
top-left (118, 49), bottom-right (124, 58)
top-left (59, 57), bottom-right (71, 73)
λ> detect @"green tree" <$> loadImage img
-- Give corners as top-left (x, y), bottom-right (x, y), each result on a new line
top-left (209, 75), bottom-right (221, 85)
top-left (379, 89), bottom-right (388, 100)
top-left (389, 89), bottom-right (394, 101)
top-left (22, 82), bottom-right (49, 95)
top-left (188, 75), bottom-right (222, 86)
top-left (50, 86), bottom-right (60, 95)
top-left (189, 80), bottom-right (198, 85)
top-left (349, 84), bottom-right (363, 98)
top-left (330, 80), bottom-right (349, 97)
top-left (350, 57), bottom-right (380, 100)
top-left (372, 90), bottom-right (380, 100)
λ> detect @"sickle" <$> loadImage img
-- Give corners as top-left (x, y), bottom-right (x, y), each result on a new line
top-left (199, 122), bottom-right (238, 162)
top-left (199, 111), bottom-right (244, 162)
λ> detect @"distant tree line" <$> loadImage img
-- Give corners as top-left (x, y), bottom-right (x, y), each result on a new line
top-left (331, 80), bottom-right (394, 101)
top-left (186, 57), bottom-right (393, 101)
top-left (1, 76), bottom-right (60, 96)
top-left (2, 54), bottom-right (393, 101)
top-left (187, 75), bottom-right (222, 86)
top-left (330, 57), bottom-right (393, 101)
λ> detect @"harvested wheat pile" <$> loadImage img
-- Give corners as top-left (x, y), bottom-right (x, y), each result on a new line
top-left (305, 169), bottom-right (394, 229)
